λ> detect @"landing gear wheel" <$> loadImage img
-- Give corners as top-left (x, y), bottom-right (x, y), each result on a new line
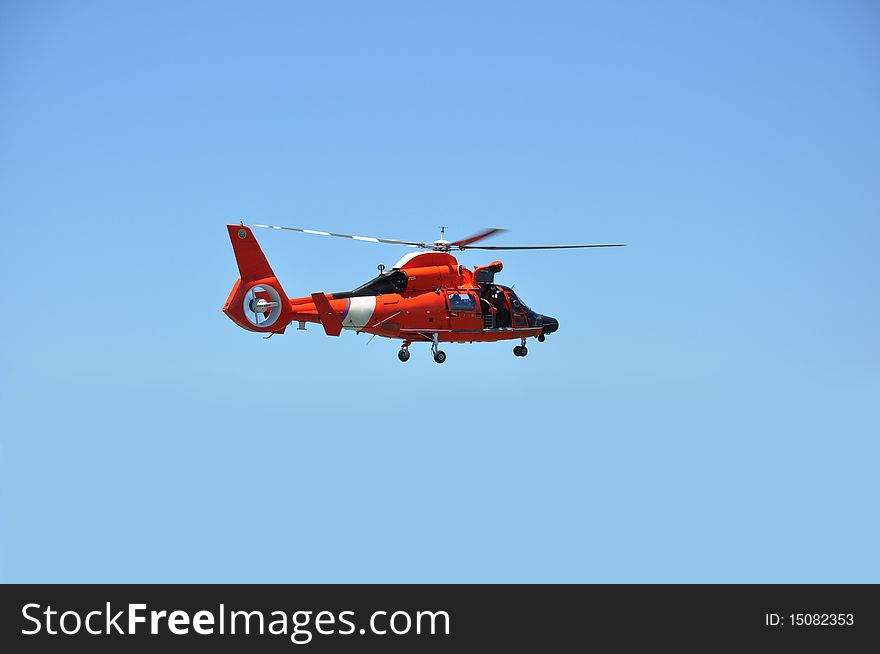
top-left (433, 350), bottom-right (447, 364)
top-left (537, 333), bottom-right (546, 343)
top-left (398, 348), bottom-right (410, 362)
top-left (514, 345), bottom-right (527, 357)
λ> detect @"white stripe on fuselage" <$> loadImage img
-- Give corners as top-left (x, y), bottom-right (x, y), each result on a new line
top-left (342, 296), bottom-right (376, 330)
top-left (392, 251), bottom-right (423, 269)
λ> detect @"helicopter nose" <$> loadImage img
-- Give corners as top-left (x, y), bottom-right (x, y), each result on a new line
top-left (542, 315), bottom-right (559, 334)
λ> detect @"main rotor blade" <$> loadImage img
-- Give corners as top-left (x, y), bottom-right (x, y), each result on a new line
top-left (459, 243), bottom-right (627, 250)
top-left (451, 227), bottom-right (506, 247)
top-left (252, 224), bottom-right (425, 248)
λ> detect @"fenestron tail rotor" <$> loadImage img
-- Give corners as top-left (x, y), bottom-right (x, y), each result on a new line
top-left (251, 223), bottom-right (625, 252)
top-left (243, 284), bottom-right (282, 328)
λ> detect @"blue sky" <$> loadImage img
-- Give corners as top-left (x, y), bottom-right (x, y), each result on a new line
top-left (1, 1), bottom-right (878, 582)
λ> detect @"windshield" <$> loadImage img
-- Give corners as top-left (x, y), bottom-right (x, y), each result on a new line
top-left (508, 293), bottom-right (525, 313)
top-left (497, 286), bottom-right (526, 311)
top-left (498, 286), bottom-right (541, 327)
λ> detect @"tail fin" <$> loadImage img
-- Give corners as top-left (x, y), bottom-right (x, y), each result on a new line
top-left (227, 224), bottom-right (276, 282)
top-left (224, 224), bottom-right (291, 332)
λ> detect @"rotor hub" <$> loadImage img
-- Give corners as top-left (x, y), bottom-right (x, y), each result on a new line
top-left (249, 297), bottom-right (276, 314)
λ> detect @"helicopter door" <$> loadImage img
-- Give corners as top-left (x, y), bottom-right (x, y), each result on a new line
top-left (505, 291), bottom-right (529, 328)
top-left (445, 292), bottom-right (481, 332)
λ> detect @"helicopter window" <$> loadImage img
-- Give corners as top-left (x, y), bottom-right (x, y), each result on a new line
top-left (476, 268), bottom-right (495, 284)
top-left (505, 291), bottom-right (530, 315)
top-left (448, 293), bottom-right (475, 311)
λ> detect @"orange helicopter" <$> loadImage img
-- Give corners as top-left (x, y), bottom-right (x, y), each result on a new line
top-left (223, 223), bottom-right (624, 363)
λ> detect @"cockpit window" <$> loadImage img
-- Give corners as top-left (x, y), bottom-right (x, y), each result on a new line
top-left (509, 294), bottom-right (524, 313)
top-left (448, 293), bottom-right (475, 311)
top-left (502, 288), bottom-right (541, 327)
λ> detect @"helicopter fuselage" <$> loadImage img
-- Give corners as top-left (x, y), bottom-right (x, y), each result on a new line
top-left (223, 225), bottom-right (559, 348)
